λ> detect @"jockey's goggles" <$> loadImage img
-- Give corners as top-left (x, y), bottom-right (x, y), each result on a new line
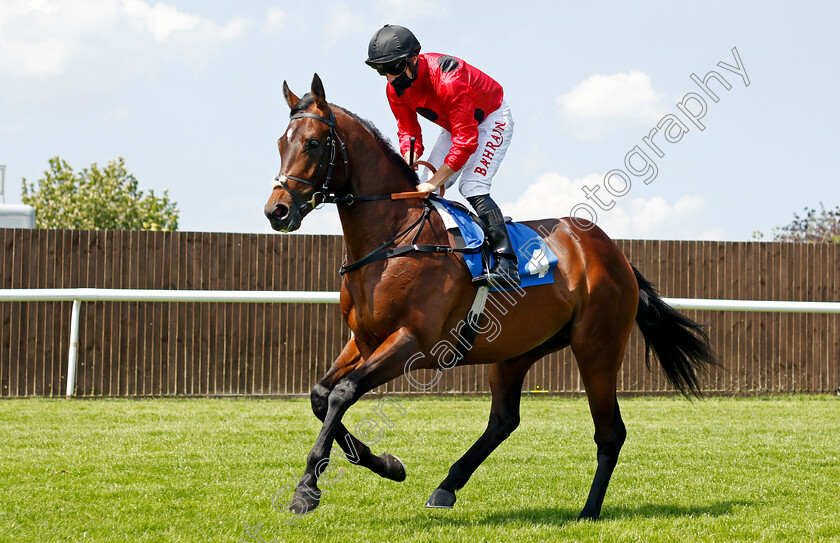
top-left (370, 58), bottom-right (408, 76)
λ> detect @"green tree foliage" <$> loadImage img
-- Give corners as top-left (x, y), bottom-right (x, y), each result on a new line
top-left (21, 157), bottom-right (179, 230)
top-left (772, 203), bottom-right (840, 243)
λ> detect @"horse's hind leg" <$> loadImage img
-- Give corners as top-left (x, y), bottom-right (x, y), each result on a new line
top-left (578, 389), bottom-right (625, 520)
top-left (426, 355), bottom-right (535, 508)
top-left (572, 328), bottom-right (630, 520)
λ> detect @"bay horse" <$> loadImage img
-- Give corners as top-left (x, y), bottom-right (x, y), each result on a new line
top-left (264, 74), bottom-right (716, 521)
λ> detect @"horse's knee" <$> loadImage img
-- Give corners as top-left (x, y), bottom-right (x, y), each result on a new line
top-left (310, 384), bottom-right (330, 420)
top-left (327, 380), bottom-right (356, 410)
top-left (594, 423), bottom-right (626, 464)
top-left (613, 417), bottom-right (627, 447)
top-left (491, 412), bottom-right (520, 441)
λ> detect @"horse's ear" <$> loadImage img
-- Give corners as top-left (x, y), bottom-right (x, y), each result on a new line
top-left (311, 73), bottom-right (326, 105)
top-left (283, 81), bottom-right (299, 109)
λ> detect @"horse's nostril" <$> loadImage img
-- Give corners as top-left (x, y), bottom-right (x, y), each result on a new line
top-left (274, 204), bottom-right (289, 219)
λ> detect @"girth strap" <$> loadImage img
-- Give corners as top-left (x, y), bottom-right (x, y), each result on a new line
top-left (451, 286), bottom-right (490, 363)
top-left (340, 243), bottom-right (460, 275)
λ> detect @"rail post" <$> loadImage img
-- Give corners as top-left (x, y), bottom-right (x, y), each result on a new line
top-left (65, 299), bottom-right (82, 398)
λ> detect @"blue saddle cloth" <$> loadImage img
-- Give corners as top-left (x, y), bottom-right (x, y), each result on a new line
top-left (430, 198), bottom-right (559, 291)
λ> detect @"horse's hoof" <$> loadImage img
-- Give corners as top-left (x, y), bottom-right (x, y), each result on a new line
top-left (380, 453), bottom-right (406, 482)
top-left (289, 485), bottom-right (321, 515)
top-left (577, 509), bottom-right (599, 521)
top-left (425, 488), bottom-right (456, 508)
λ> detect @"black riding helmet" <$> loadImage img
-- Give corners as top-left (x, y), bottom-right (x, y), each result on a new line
top-left (366, 24), bottom-right (421, 67)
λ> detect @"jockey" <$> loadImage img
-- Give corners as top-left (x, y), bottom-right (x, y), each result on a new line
top-left (365, 24), bottom-right (520, 287)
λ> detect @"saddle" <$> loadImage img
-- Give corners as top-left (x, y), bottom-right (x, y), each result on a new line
top-left (428, 197), bottom-right (558, 292)
top-left (338, 195), bottom-right (558, 292)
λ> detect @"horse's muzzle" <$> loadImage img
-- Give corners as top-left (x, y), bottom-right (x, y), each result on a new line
top-left (265, 202), bottom-right (301, 232)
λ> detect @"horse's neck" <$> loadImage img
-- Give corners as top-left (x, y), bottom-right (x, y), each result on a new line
top-left (338, 201), bottom-right (422, 264)
top-left (343, 121), bottom-right (418, 198)
top-left (337, 125), bottom-right (424, 263)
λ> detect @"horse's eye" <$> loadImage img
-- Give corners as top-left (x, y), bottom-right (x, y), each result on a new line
top-left (306, 138), bottom-right (320, 150)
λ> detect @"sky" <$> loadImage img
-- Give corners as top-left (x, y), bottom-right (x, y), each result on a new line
top-left (1, 0), bottom-right (838, 241)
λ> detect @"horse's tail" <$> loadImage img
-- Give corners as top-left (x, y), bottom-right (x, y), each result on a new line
top-left (632, 265), bottom-right (717, 398)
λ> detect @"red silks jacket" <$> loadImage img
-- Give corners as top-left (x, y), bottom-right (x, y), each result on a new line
top-left (386, 53), bottom-right (504, 171)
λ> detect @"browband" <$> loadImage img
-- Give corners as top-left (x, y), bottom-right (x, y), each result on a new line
top-left (290, 111), bottom-right (336, 127)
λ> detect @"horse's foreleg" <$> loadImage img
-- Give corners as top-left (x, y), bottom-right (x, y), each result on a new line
top-left (426, 356), bottom-right (534, 508)
top-left (292, 328), bottom-right (419, 514)
top-left (309, 339), bottom-right (406, 482)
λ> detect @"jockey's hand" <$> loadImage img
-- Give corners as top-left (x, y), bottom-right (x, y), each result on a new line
top-left (416, 164), bottom-right (456, 194)
top-left (404, 151), bottom-right (421, 165)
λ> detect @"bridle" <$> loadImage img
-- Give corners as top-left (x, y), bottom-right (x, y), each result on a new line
top-left (271, 103), bottom-right (472, 275)
top-left (272, 105), bottom-right (349, 222)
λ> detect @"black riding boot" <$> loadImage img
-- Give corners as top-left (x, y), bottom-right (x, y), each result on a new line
top-left (467, 195), bottom-right (521, 287)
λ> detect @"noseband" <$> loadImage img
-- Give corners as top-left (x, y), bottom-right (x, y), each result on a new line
top-left (273, 105), bottom-right (349, 220)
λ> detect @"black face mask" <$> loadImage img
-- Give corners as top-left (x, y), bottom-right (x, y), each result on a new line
top-left (390, 70), bottom-right (416, 96)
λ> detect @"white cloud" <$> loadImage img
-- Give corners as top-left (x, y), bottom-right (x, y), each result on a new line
top-left (261, 7), bottom-right (285, 35)
top-left (610, 195), bottom-right (725, 240)
top-left (122, 0), bottom-right (200, 41)
top-left (557, 71), bottom-right (667, 142)
top-left (500, 172), bottom-right (724, 240)
top-left (0, 0), bottom-right (120, 78)
top-left (0, 0), bottom-right (250, 79)
top-left (376, 0), bottom-right (449, 20)
top-left (325, 3), bottom-right (367, 48)
top-left (502, 172), bottom-right (602, 223)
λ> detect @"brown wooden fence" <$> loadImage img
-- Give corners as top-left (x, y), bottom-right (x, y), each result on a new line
top-left (1, 228), bottom-right (839, 397)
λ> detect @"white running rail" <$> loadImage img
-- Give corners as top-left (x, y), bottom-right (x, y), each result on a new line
top-left (1, 288), bottom-right (839, 397)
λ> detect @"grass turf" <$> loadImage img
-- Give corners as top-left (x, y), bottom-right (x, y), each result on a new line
top-left (1, 395), bottom-right (839, 542)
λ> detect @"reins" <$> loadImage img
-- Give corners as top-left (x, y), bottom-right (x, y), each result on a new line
top-left (338, 198), bottom-right (479, 275)
top-left (276, 104), bottom-right (478, 275)
top-left (317, 190), bottom-right (432, 205)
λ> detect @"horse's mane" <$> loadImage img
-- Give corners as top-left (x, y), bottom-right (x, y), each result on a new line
top-left (291, 94), bottom-right (419, 184)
